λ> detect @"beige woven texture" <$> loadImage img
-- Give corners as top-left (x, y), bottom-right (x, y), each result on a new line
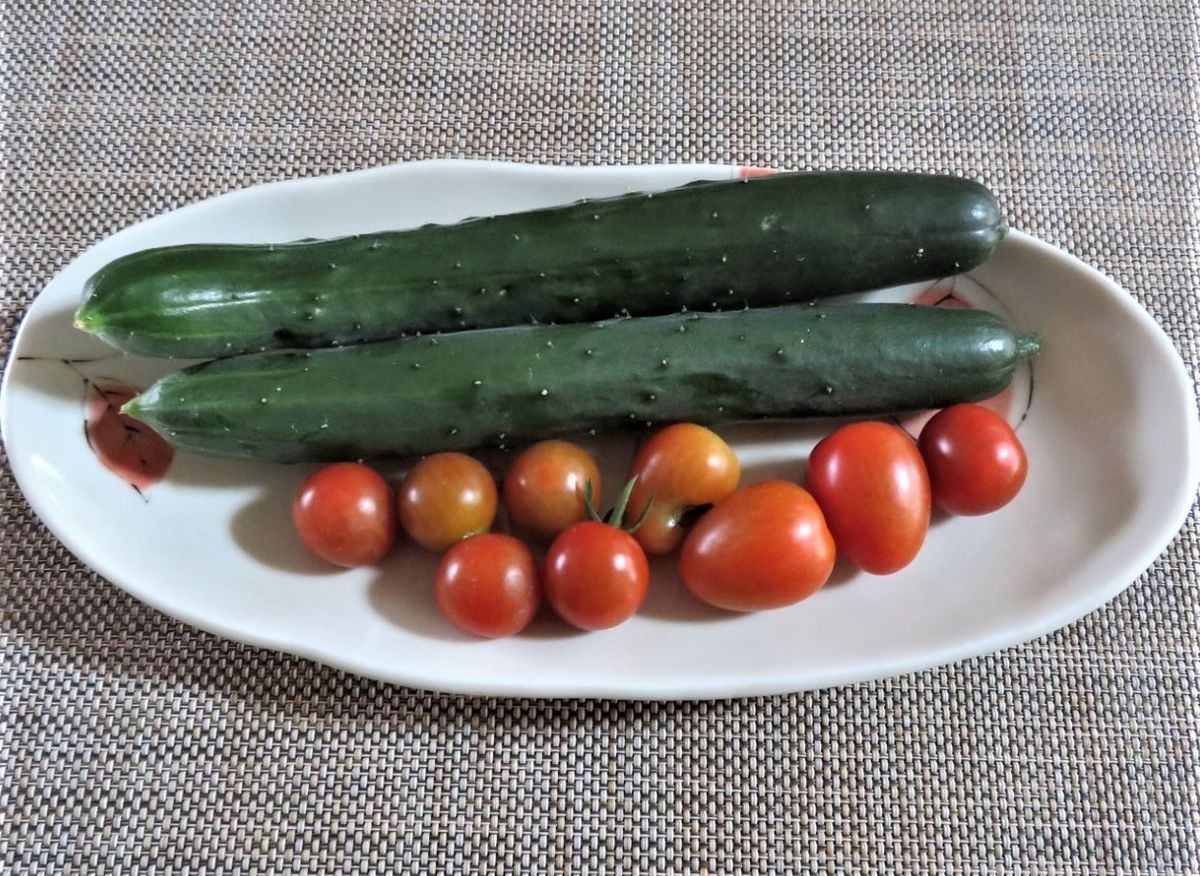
top-left (3, 0), bottom-right (1199, 872)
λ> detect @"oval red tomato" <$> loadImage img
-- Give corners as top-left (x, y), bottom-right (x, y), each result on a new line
top-left (806, 421), bottom-right (930, 575)
top-left (918, 403), bottom-right (1028, 515)
top-left (626, 423), bottom-right (740, 555)
top-left (293, 462), bottom-right (398, 567)
top-left (435, 533), bottom-right (541, 638)
top-left (544, 521), bottom-right (649, 630)
top-left (678, 480), bottom-right (835, 611)
top-left (398, 452), bottom-right (497, 552)
top-left (503, 440), bottom-right (601, 542)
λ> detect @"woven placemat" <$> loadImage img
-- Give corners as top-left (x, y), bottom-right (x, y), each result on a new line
top-left (3, 0), bottom-right (1198, 872)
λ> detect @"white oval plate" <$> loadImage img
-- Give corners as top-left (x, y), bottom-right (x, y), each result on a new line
top-left (3, 161), bottom-right (1197, 699)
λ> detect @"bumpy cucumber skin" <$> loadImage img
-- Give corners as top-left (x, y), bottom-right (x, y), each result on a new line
top-left (79, 172), bottom-right (1006, 358)
top-left (124, 304), bottom-right (1037, 462)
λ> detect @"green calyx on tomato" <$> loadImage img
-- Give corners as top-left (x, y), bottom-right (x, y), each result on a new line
top-left (582, 476), bottom-right (653, 534)
top-left (544, 476), bottom-right (653, 631)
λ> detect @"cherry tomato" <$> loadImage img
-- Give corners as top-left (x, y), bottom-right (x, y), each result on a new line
top-left (435, 534), bottom-right (541, 638)
top-left (398, 452), bottom-right (497, 552)
top-left (918, 403), bottom-right (1028, 515)
top-left (293, 462), bottom-right (397, 567)
top-left (679, 480), bottom-right (835, 611)
top-left (626, 423), bottom-right (740, 555)
top-left (806, 421), bottom-right (930, 575)
top-left (544, 522), bottom-right (649, 630)
top-left (503, 440), bottom-right (601, 542)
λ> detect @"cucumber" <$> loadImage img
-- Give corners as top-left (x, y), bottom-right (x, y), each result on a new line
top-left (78, 172), bottom-right (1006, 358)
top-left (124, 304), bottom-right (1039, 462)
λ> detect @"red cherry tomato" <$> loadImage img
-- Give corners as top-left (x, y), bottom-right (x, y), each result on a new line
top-left (544, 522), bottom-right (649, 630)
top-left (503, 440), bottom-right (601, 542)
top-left (626, 423), bottom-right (741, 555)
top-left (806, 421), bottom-right (930, 575)
top-left (435, 534), bottom-right (541, 638)
top-left (679, 480), bottom-right (835, 611)
top-left (918, 404), bottom-right (1028, 515)
top-left (398, 452), bottom-right (497, 552)
top-left (293, 462), bottom-right (397, 567)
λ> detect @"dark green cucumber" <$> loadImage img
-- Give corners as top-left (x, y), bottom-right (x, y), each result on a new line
top-left (124, 304), bottom-right (1039, 462)
top-left (78, 172), bottom-right (1006, 358)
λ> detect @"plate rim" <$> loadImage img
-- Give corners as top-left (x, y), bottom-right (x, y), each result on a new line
top-left (2, 160), bottom-right (1197, 700)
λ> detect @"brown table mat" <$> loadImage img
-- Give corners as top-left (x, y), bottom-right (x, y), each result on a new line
top-left (3, 0), bottom-right (1198, 872)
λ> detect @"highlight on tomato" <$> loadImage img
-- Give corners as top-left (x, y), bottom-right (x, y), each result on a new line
top-left (502, 439), bottom-right (601, 543)
top-left (806, 421), bottom-right (931, 575)
top-left (625, 423), bottom-right (740, 555)
top-left (679, 480), bottom-right (835, 611)
top-left (435, 533), bottom-right (542, 638)
top-left (398, 452), bottom-right (498, 552)
top-left (293, 462), bottom-right (398, 568)
top-left (918, 403), bottom-right (1028, 515)
top-left (543, 479), bottom-right (650, 631)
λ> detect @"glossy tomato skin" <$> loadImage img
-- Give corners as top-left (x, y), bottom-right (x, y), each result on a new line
top-left (544, 522), bottom-right (649, 630)
top-left (918, 404), bottom-right (1028, 515)
top-left (679, 480), bottom-right (835, 611)
top-left (626, 423), bottom-right (741, 555)
top-left (503, 440), bottom-right (601, 542)
top-left (806, 421), bottom-right (930, 575)
top-left (293, 462), bottom-right (397, 567)
top-left (399, 452), bottom-right (497, 552)
top-left (435, 534), bottom-right (541, 638)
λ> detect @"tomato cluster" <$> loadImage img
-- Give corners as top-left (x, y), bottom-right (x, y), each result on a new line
top-left (291, 404), bottom-right (1027, 638)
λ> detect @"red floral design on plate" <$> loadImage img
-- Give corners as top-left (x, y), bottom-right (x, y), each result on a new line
top-left (84, 381), bottom-right (173, 495)
top-left (738, 166), bottom-right (778, 178)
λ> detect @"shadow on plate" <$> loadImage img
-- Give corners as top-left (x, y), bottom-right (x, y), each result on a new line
top-left (366, 549), bottom-right (478, 644)
top-left (229, 483), bottom-right (343, 576)
top-left (637, 554), bottom-right (731, 623)
top-left (824, 555), bottom-right (862, 589)
top-left (519, 605), bottom-right (591, 640)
